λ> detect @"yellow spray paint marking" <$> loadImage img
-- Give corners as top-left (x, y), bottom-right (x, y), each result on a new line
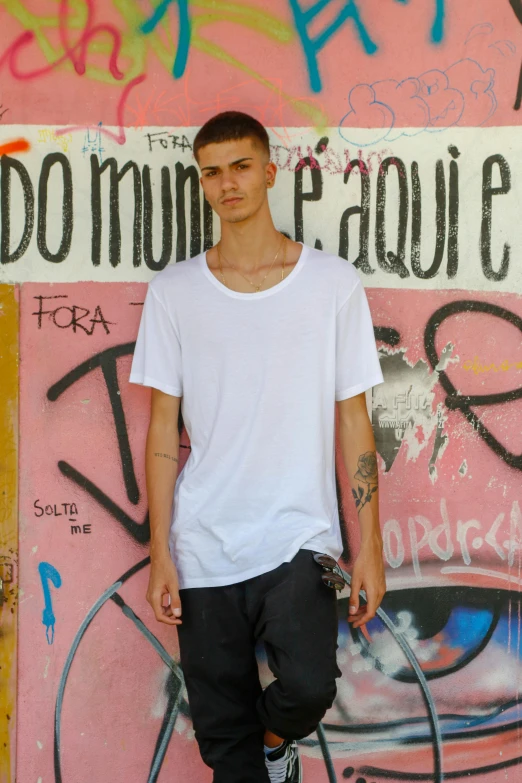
top-left (0, 285), bottom-right (19, 783)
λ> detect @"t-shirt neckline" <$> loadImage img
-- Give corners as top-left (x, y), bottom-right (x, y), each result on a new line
top-left (199, 241), bottom-right (308, 300)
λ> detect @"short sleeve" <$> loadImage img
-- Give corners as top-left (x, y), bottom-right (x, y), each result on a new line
top-left (129, 285), bottom-right (183, 397)
top-left (335, 281), bottom-right (384, 401)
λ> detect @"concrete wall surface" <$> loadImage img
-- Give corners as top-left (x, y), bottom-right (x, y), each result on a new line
top-left (0, 2), bottom-right (521, 781)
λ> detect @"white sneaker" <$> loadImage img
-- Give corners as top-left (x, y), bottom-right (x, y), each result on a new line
top-left (265, 739), bottom-right (302, 782)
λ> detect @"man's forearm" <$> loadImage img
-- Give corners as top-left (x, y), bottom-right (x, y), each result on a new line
top-left (338, 413), bottom-right (381, 543)
top-left (145, 421), bottom-right (180, 562)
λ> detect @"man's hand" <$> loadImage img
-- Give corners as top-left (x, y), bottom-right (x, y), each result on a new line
top-left (146, 556), bottom-right (183, 626)
top-left (348, 534), bottom-right (386, 629)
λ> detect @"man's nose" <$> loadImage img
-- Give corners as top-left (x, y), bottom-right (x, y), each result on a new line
top-left (221, 170), bottom-right (238, 191)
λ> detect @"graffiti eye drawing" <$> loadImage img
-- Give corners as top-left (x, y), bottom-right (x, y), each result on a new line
top-left (348, 585), bottom-right (506, 681)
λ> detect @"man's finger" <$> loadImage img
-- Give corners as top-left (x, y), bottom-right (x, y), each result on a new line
top-left (169, 587), bottom-right (182, 619)
top-left (151, 589), bottom-right (182, 625)
top-left (347, 605), bottom-right (366, 623)
top-left (348, 577), bottom-right (363, 616)
top-left (352, 593), bottom-right (377, 628)
top-left (161, 605), bottom-right (182, 625)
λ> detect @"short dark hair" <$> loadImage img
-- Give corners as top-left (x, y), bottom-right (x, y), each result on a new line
top-left (193, 111), bottom-right (270, 163)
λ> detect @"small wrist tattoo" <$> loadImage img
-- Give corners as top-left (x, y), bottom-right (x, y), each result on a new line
top-left (154, 452), bottom-right (178, 462)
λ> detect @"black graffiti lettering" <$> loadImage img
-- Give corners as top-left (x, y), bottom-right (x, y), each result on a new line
top-left (82, 524), bottom-right (91, 534)
top-left (145, 131), bottom-right (169, 151)
top-left (90, 155), bottom-right (142, 268)
top-left (339, 159), bottom-right (372, 275)
top-left (69, 306), bottom-right (91, 334)
top-left (70, 525), bottom-right (81, 534)
top-left (33, 501), bottom-right (79, 517)
top-left (47, 343), bottom-right (148, 541)
top-left (375, 157), bottom-right (409, 278)
top-left (88, 305), bottom-right (115, 335)
top-left (294, 137), bottom-right (324, 247)
top-left (424, 300), bottom-right (522, 470)
top-left (47, 342), bottom-right (192, 542)
top-left (0, 155), bottom-right (34, 265)
top-left (179, 135), bottom-right (192, 152)
top-left (175, 162), bottom-right (201, 262)
top-left (509, 0), bottom-right (522, 109)
top-left (410, 159), bottom-right (446, 279)
top-left (145, 132), bottom-right (192, 152)
top-left (203, 195), bottom-right (213, 251)
top-left (32, 295), bottom-right (115, 335)
top-left (481, 154), bottom-right (511, 282)
top-left (1, 145), bottom-right (517, 282)
top-left (143, 164), bottom-right (173, 271)
top-left (51, 305), bottom-right (88, 332)
top-left (32, 295), bottom-right (67, 328)
top-left (447, 145), bottom-right (460, 278)
top-left (37, 153), bottom-right (73, 264)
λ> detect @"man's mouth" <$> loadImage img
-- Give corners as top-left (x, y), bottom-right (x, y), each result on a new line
top-left (222, 197), bottom-right (242, 205)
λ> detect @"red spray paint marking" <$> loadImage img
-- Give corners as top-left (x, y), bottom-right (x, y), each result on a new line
top-left (0, 0), bottom-right (124, 81)
top-left (0, 138), bottom-right (30, 155)
top-left (55, 74), bottom-right (147, 145)
top-left (0, 0), bottom-right (146, 144)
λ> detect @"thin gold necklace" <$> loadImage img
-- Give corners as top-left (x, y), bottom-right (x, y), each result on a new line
top-left (217, 235), bottom-right (286, 293)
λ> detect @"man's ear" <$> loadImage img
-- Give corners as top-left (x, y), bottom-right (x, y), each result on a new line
top-left (266, 160), bottom-right (277, 188)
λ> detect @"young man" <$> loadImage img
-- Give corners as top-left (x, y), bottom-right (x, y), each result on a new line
top-left (129, 111), bottom-right (386, 783)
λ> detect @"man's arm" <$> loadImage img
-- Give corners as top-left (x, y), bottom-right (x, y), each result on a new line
top-left (337, 391), bottom-right (386, 628)
top-left (145, 388), bottom-right (183, 625)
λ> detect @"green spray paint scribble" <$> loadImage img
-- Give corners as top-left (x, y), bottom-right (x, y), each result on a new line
top-left (0, 0), bottom-right (328, 128)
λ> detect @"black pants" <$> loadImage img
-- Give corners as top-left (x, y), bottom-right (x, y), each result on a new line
top-left (177, 549), bottom-right (342, 783)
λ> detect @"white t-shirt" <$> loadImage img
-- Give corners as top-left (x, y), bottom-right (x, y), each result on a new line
top-left (129, 243), bottom-right (384, 589)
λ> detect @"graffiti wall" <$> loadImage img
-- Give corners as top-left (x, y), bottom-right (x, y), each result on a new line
top-left (1, 1), bottom-right (522, 782)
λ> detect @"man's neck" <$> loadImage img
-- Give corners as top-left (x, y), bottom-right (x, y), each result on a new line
top-left (218, 218), bottom-right (282, 273)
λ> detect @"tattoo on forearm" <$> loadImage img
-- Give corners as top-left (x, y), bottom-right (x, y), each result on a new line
top-left (352, 450), bottom-right (378, 514)
top-left (154, 452), bottom-right (178, 463)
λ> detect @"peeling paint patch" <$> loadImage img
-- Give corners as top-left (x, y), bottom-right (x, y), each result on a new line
top-left (429, 403), bottom-right (450, 484)
top-left (459, 459), bottom-right (468, 476)
top-left (372, 342), bottom-right (458, 472)
top-left (36, 740), bottom-right (43, 749)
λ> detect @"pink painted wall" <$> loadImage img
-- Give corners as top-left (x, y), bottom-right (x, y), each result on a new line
top-left (17, 284), bottom-right (522, 782)
top-left (3, 2), bottom-right (522, 782)
top-left (1, 1), bottom-right (520, 130)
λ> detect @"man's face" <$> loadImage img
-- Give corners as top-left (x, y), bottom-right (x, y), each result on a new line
top-left (197, 137), bottom-right (276, 224)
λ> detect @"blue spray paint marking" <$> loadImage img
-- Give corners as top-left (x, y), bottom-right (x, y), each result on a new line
top-left (394, 0), bottom-right (445, 42)
top-left (139, 0), bottom-right (191, 79)
top-left (290, 0), bottom-right (446, 93)
top-left (38, 562), bottom-right (62, 645)
top-left (431, 0), bottom-right (445, 43)
top-left (289, 0), bottom-right (378, 93)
